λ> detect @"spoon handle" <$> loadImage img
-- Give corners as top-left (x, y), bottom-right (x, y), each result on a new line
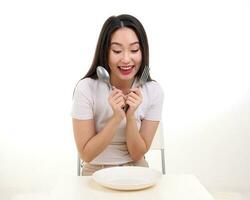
top-left (123, 78), bottom-right (137, 112)
top-left (107, 83), bottom-right (112, 90)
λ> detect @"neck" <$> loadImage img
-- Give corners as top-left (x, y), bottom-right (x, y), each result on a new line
top-left (110, 77), bottom-right (135, 94)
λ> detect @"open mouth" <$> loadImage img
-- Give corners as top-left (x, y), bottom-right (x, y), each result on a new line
top-left (118, 65), bottom-right (134, 76)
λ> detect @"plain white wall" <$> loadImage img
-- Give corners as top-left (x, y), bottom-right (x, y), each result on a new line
top-left (0, 0), bottom-right (249, 198)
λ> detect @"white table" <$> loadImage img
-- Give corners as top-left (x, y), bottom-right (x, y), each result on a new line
top-left (50, 174), bottom-right (214, 200)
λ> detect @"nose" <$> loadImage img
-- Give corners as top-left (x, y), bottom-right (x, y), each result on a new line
top-left (121, 51), bottom-right (131, 63)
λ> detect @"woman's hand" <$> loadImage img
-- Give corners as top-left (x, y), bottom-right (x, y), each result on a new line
top-left (108, 87), bottom-right (126, 120)
top-left (125, 88), bottom-right (142, 118)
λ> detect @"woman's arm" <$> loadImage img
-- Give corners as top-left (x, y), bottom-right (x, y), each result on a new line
top-left (124, 88), bottom-right (159, 160)
top-left (73, 88), bottom-right (126, 162)
top-left (72, 116), bottom-right (122, 162)
top-left (125, 118), bottom-right (159, 161)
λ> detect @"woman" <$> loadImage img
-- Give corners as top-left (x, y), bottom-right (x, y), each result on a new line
top-left (72, 14), bottom-right (164, 175)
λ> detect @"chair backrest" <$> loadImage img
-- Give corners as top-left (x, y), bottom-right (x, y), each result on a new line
top-left (148, 122), bottom-right (166, 174)
top-left (77, 122), bottom-right (166, 175)
top-left (150, 122), bottom-right (165, 150)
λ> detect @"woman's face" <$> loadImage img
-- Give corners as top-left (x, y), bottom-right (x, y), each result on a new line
top-left (108, 27), bottom-right (142, 82)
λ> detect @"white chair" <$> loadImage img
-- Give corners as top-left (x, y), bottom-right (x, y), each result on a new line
top-left (77, 122), bottom-right (166, 175)
top-left (148, 122), bottom-right (166, 174)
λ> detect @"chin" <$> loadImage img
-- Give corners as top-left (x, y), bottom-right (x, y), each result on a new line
top-left (119, 76), bottom-right (134, 81)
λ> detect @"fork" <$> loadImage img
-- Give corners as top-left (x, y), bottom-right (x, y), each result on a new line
top-left (124, 65), bottom-right (150, 112)
top-left (138, 65), bottom-right (150, 87)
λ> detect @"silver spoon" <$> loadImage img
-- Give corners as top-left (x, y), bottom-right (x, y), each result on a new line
top-left (96, 66), bottom-right (112, 90)
top-left (96, 65), bottom-right (129, 112)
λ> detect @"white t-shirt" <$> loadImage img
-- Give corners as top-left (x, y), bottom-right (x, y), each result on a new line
top-left (71, 77), bottom-right (164, 165)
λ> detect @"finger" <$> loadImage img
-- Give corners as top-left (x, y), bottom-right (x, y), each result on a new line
top-left (114, 97), bottom-right (125, 104)
top-left (110, 87), bottom-right (122, 95)
top-left (127, 91), bottom-right (140, 100)
top-left (118, 101), bottom-right (126, 109)
top-left (129, 87), bottom-right (140, 93)
top-left (127, 93), bottom-right (142, 104)
top-left (112, 92), bottom-right (125, 101)
top-left (126, 96), bottom-right (137, 104)
top-left (128, 90), bottom-right (142, 98)
top-left (126, 99), bottom-right (137, 108)
top-left (129, 88), bottom-right (142, 97)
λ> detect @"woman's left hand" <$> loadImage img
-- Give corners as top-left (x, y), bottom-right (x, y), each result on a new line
top-left (125, 88), bottom-right (143, 118)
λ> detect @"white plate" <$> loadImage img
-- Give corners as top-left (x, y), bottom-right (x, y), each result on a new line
top-left (92, 166), bottom-right (162, 191)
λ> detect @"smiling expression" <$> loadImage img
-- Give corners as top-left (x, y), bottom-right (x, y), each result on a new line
top-left (108, 27), bottom-right (142, 84)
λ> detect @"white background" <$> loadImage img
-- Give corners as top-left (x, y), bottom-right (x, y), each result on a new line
top-left (0, 0), bottom-right (250, 199)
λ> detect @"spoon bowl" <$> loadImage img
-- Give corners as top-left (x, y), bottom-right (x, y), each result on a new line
top-left (96, 66), bottom-right (112, 89)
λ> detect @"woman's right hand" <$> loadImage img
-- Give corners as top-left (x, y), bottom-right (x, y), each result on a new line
top-left (108, 87), bottom-right (126, 120)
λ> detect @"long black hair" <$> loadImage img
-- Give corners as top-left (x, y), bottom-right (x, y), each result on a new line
top-left (82, 14), bottom-right (152, 81)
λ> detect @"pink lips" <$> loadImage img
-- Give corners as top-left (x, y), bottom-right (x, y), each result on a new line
top-left (119, 66), bottom-right (134, 75)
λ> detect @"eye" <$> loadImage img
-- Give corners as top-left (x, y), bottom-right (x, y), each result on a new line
top-left (112, 50), bottom-right (122, 54)
top-left (131, 49), bottom-right (140, 53)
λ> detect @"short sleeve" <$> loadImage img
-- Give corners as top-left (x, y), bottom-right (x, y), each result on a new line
top-left (144, 82), bottom-right (164, 121)
top-left (71, 78), bottom-right (94, 120)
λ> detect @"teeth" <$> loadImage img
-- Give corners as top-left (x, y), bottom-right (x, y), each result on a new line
top-left (119, 66), bottom-right (133, 70)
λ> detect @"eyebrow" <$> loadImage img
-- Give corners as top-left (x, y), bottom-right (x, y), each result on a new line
top-left (110, 41), bottom-right (140, 46)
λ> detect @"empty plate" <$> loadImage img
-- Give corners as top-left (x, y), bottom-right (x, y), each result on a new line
top-left (92, 166), bottom-right (162, 191)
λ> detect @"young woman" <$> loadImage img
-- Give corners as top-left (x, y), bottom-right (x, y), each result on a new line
top-left (72, 14), bottom-right (164, 175)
